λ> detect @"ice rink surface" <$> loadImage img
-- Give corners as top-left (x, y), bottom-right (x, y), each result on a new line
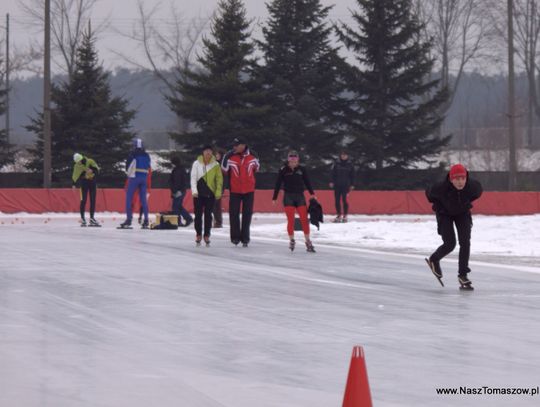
top-left (1, 216), bottom-right (540, 406)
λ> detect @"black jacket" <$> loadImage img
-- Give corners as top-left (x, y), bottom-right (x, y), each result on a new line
top-left (169, 166), bottom-right (188, 194)
top-left (331, 159), bottom-right (355, 188)
top-left (426, 173), bottom-right (483, 216)
top-left (273, 165), bottom-right (315, 200)
top-left (308, 197), bottom-right (324, 230)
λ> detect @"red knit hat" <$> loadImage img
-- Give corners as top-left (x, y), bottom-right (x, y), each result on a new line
top-left (449, 164), bottom-right (467, 180)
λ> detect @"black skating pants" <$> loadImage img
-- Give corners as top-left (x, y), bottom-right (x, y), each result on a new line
top-left (80, 180), bottom-right (97, 219)
top-left (229, 192), bottom-right (254, 244)
top-left (334, 186), bottom-right (349, 216)
top-left (430, 212), bottom-right (472, 275)
top-left (194, 196), bottom-right (215, 237)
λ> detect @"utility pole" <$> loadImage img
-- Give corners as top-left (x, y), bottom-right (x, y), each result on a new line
top-left (5, 14), bottom-right (10, 148)
top-left (43, 0), bottom-right (52, 187)
top-left (507, 0), bottom-right (518, 190)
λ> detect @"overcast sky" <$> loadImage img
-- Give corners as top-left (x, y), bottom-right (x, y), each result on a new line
top-left (0, 0), bottom-right (360, 74)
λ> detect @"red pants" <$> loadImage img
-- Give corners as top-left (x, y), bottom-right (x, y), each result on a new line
top-left (285, 205), bottom-right (310, 236)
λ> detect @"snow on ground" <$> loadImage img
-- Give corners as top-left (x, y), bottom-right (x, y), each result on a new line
top-left (2, 212), bottom-right (539, 262)
top-left (248, 214), bottom-right (540, 261)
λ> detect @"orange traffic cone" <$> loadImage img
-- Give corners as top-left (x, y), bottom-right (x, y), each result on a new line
top-left (342, 346), bottom-right (373, 407)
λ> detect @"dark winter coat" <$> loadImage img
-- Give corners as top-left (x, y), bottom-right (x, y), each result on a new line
top-left (426, 173), bottom-right (483, 216)
top-left (331, 159), bottom-right (355, 188)
top-left (169, 166), bottom-right (188, 195)
top-left (272, 165), bottom-right (315, 200)
top-left (308, 197), bottom-right (324, 230)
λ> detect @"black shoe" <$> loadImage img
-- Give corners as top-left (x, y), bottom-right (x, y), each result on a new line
top-left (242, 242), bottom-right (249, 247)
top-left (119, 220), bottom-right (132, 228)
top-left (232, 239), bottom-right (240, 246)
top-left (427, 258), bottom-right (443, 278)
top-left (458, 274), bottom-right (474, 290)
top-left (185, 218), bottom-right (193, 227)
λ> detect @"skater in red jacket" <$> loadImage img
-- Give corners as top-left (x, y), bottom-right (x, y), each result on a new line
top-left (221, 137), bottom-right (260, 247)
top-left (272, 151), bottom-right (317, 252)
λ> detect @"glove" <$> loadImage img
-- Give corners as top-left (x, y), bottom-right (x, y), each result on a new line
top-left (174, 191), bottom-right (183, 198)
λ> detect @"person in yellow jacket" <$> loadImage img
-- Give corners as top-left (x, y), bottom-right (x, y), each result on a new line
top-left (190, 145), bottom-right (223, 245)
top-left (72, 153), bottom-right (100, 226)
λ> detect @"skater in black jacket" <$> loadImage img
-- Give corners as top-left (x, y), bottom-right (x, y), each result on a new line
top-left (169, 156), bottom-right (193, 227)
top-left (272, 151), bottom-right (317, 252)
top-left (425, 164), bottom-right (483, 289)
top-left (330, 150), bottom-right (354, 223)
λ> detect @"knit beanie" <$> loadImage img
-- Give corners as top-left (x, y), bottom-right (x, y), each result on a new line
top-left (449, 164), bottom-right (467, 180)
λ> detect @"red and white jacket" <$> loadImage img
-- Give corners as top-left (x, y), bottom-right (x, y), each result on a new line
top-left (221, 148), bottom-right (260, 194)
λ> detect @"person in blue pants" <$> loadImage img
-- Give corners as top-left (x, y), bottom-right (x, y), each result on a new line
top-left (120, 138), bottom-right (151, 228)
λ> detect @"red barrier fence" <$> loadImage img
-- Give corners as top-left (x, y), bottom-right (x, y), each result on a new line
top-left (0, 189), bottom-right (539, 215)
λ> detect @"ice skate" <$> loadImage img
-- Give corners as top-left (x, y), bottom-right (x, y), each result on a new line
top-left (195, 235), bottom-right (202, 246)
top-left (425, 258), bottom-right (444, 287)
top-left (242, 242), bottom-right (249, 248)
top-left (141, 220), bottom-right (149, 229)
top-left (305, 239), bottom-right (315, 253)
top-left (342, 216), bottom-right (348, 223)
top-left (80, 218), bottom-right (87, 227)
top-left (117, 220), bottom-right (132, 229)
top-left (289, 239), bottom-right (296, 252)
top-left (333, 215), bottom-right (342, 223)
top-left (458, 275), bottom-right (474, 291)
top-left (88, 218), bottom-right (101, 227)
top-left (204, 235), bottom-right (210, 247)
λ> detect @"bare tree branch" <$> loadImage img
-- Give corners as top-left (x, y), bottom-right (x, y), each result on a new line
top-left (414, 0), bottom-right (492, 111)
top-left (19, 0), bottom-right (109, 79)
top-left (111, 0), bottom-right (211, 97)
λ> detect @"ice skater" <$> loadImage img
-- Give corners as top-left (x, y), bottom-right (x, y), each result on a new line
top-left (221, 137), bottom-right (260, 247)
top-left (119, 138), bottom-right (151, 229)
top-left (72, 153), bottom-right (100, 226)
top-left (272, 150), bottom-right (317, 252)
top-left (190, 146), bottom-right (223, 246)
top-left (330, 150), bottom-right (355, 223)
top-left (425, 164), bottom-right (483, 290)
top-left (169, 156), bottom-right (193, 227)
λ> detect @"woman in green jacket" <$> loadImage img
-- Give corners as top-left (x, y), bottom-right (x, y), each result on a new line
top-left (190, 145), bottom-right (223, 245)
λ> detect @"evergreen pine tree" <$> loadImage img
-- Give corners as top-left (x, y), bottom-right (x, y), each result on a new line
top-left (168, 0), bottom-right (269, 159)
top-left (257, 0), bottom-right (347, 168)
top-left (337, 0), bottom-right (449, 170)
top-left (26, 29), bottom-right (135, 183)
top-left (0, 60), bottom-right (13, 169)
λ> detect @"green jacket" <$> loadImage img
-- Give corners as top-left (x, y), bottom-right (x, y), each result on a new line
top-left (190, 155), bottom-right (223, 199)
top-left (72, 157), bottom-right (100, 184)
